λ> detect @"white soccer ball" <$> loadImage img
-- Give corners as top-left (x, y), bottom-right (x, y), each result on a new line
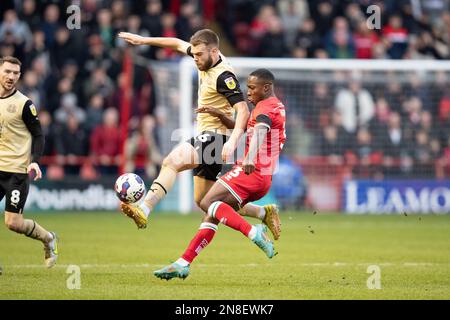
top-left (114, 173), bottom-right (146, 204)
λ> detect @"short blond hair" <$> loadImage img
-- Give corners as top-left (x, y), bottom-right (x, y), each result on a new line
top-left (190, 29), bottom-right (219, 48)
top-left (0, 56), bottom-right (22, 67)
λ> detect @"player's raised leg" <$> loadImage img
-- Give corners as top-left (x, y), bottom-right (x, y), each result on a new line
top-left (154, 182), bottom-right (233, 280)
top-left (4, 212), bottom-right (58, 268)
top-left (239, 203), bottom-right (281, 240)
top-left (120, 142), bottom-right (199, 228)
top-left (153, 216), bottom-right (219, 280)
top-left (154, 180), bottom-right (275, 280)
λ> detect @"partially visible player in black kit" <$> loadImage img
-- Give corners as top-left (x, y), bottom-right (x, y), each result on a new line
top-left (0, 56), bottom-right (58, 268)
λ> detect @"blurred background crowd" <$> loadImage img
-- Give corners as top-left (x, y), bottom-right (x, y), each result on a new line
top-left (0, 0), bottom-right (449, 183)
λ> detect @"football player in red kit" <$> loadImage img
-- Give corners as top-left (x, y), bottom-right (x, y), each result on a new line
top-left (154, 69), bottom-right (286, 280)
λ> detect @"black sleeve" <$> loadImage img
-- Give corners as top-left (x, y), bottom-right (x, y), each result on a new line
top-left (22, 100), bottom-right (44, 164)
top-left (186, 46), bottom-right (193, 58)
top-left (255, 113), bottom-right (272, 127)
top-left (216, 71), bottom-right (245, 106)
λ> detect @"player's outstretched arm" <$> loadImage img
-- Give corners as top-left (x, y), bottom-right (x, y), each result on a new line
top-left (222, 101), bottom-right (249, 161)
top-left (118, 32), bottom-right (190, 54)
top-left (243, 125), bottom-right (269, 175)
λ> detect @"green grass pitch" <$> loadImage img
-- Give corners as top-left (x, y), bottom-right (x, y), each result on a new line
top-left (0, 211), bottom-right (449, 299)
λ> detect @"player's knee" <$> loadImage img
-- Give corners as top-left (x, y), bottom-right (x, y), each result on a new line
top-left (5, 219), bottom-right (22, 233)
top-left (194, 197), bottom-right (202, 210)
top-left (194, 192), bottom-right (207, 210)
top-left (199, 197), bottom-right (212, 213)
top-left (162, 156), bottom-right (179, 171)
top-left (204, 200), bottom-right (223, 218)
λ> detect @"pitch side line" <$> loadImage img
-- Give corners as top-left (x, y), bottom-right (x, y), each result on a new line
top-left (5, 262), bottom-right (445, 269)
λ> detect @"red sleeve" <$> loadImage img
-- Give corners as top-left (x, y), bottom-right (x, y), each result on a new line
top-left (253, 101), bottom-right (273, 130)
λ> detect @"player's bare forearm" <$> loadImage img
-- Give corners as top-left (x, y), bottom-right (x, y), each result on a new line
top-left (221, 102), bottom-right (249, 161)
top-left (118, 32), bottom-right (190, 54)
top-left (246, 126), bottom-right (269, 163)
top-left (218, 113), bottom-right (235, 129)
top-left (195, 106), bottom-right (235, 129)
top-left (229, 102), bottom-right (249, 142)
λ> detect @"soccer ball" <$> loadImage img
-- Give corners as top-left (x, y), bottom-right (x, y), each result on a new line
top-left (114, 173), bottom-right (146, 204)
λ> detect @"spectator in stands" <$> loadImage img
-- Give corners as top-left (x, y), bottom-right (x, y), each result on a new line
top-left (142, 0), bottom-right (163, 40)
top-left (90, 107), bottom-right (121, 176)
top-left (405, 73), bottom-right (430, 108)
top-left (412, 130), bottom-right (435, 177)
top-left (303, 82), bottom-right (333, 132)
top-left (39, 110), bottom-right (55, 157)
top-left (442, 136), bottom-right (450, 177)
top-left (416, 110), bottom-right (440, 140)
top-left (381, 112), bottom-right (413, 177)
top-left (257, 16), bottom-right (288, 57)
top-left (384, 76), bottom-right (406, 114)
top-left (51, 26), bottom-right (76, 70)
top-left (83, 67), bottom-right (114, 103)
top-left (54, 93), bottom-right (86, 125)
top-left (19, 0), bottom-right (41, 32)
top-left (54, 113), bottom-right (88, 175)
top-left (334, 73), bottom-right (375, 134)
top-left (292, 18), bottom-right (322, 58)
top-left (25, 30), bottom-right (48, 70)
top-left (156, 13), bottom-right (178, 60)
top-left (404, 96), bottom-right (423, 129)
top-left (0, 9), bottom-right (33, 51)
top-left (344, 3), bottom-right (365, 30)
top-left (124, 15), bottom-right (150, 56)
top-left (40, 4), bottom-right (61, 48)
top-left (439, 88), bottom-right (450, 124)
top-left (20, 69), bottom-right (42, 109)
top-left (369, 97), bottom-right (391, 150)
top-left (125, 115), bottom-right (162, 180)
top-left (429, 71), bottom-right (448, 116)
top-left (351, 127), bottom-right (383, 178)
top-left (382, 14), bottom-right (409, 59)
top-left (318, 111), bottom-right (349, 163)
top-left (175, 1), bottom-right (196, 42)
top-left (311, 0), bottom-right (335, 38)
top-left (111, 0), bottom-right (128, 31)
top-left (84, 94), bottom-right (105, 135)
top-left (96, 8), bottom-right (115, 49)
top-left (277, 0), bottom-right (309, 49)
top-left (325, 17), bottom-right (355, 59)
top-left (412, 31), bottom-right (447, 59)
top-left (83, 34), bottom-right (112, 75)
top-left (353, 19), bottom-right (380, 59)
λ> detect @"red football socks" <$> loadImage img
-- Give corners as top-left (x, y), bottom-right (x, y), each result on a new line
top-left (181, 222), bottom-right (217, 263)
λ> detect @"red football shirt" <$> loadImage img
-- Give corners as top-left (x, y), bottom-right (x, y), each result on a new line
top-left (244, 96), bottom-right (286, 174)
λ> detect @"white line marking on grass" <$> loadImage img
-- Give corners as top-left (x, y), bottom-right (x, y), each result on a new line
top-left (6, 262), bottom-right (446, 269)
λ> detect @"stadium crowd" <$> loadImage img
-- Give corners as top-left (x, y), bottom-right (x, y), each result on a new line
top-left (0, 0), bottom-right (449, 180)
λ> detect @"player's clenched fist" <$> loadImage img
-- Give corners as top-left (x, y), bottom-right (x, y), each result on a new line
top-left (27, 162), bottom-right (42, 181)
top-left (118, 32), bottom-right (146, 45)
top-left (222, 139), bottom-right (237, 162)
top-left (242, 158), bottom-right (255, 175)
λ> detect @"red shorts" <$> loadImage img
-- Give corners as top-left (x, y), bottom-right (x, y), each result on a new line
top-left (218, 165), bottom-right (272, 207)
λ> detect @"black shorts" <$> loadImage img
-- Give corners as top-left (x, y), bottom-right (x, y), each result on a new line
top-left (0, 171), bottom-right (30, 214)
top-left (189, 131), bottom-right (228, 181)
